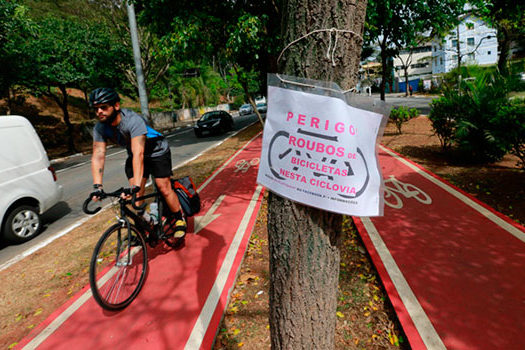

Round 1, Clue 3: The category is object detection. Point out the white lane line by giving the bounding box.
[22,290,93,350]
[361,217,446,350]
[4,123,259,273]
[198,132,261,193]
[379,145,525,243]
[0,203,113,272]
[184,185,263,350]
[16,126,261,346]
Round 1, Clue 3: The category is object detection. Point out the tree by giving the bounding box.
[474,0,525,75]
[365,0,466,100]
[268,1,367,348]
[19,16,125,152]
[0,0,34,113]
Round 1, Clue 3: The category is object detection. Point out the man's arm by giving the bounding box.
[91,141,107,185]
[130,135,146,188]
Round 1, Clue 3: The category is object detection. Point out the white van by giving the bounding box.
[0,115,63,243]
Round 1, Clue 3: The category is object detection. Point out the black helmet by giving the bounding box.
[89,87,120,107]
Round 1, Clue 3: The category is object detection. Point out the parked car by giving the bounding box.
[0,115,63,243]
[239,103,253,116]
[194,110,234,137]
[256,102,267,114]
[254,96,266,105]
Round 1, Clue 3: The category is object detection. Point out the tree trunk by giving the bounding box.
[270,0,367,348]
[57,85,77,153]
[380,48,388,101]
[497,24,510,76]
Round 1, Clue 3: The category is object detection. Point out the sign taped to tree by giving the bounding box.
[257,74,389,216]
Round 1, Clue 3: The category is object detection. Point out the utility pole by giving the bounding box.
[126,2,150,120]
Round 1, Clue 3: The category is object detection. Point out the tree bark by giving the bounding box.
[497,24,510,75]
[269,1,367,348]
[55,84,77,153]
[380,45,388,101]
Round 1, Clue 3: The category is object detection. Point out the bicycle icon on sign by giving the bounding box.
[267,128,370,198]
[383,175,432,209]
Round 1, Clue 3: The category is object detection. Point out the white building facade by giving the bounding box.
[393,45,433,92]
[432,14,498,74]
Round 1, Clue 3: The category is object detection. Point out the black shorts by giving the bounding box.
[125,150,172,179]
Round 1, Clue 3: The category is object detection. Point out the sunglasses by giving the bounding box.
[93,104,112,111]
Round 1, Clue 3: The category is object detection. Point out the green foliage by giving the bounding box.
[18,16,127,91]
[389,106,413,134]
[365,0,466,99]
[429,92,467,150]
[430,71,524,163]
[493,98,525,168]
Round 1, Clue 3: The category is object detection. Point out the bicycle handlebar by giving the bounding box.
[82,188,146,215]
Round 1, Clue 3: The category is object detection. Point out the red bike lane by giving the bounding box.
[17,134,264,350]
[354,145,525,350]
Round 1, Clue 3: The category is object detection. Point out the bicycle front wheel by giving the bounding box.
[89,223,148,310]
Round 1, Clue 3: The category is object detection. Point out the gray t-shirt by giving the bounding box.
[93,108,169,157]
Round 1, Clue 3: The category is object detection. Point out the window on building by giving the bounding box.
[452,39,458,47]
[467,37,475,46]
[488,51,492,55]
[440,57,443,65]
[468,53,475,60]
[452,55,458,61]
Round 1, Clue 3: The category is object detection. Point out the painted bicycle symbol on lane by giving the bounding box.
[383,175,432,209]
[235,158,260,173]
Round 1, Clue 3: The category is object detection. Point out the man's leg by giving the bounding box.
[155,177,181,212]
[155,177,186,238]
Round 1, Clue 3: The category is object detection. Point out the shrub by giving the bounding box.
[389,106,411,134]
[409,108,419,118]
[429,93,463,150]
[429,71,518,162]
[493,98,525,168]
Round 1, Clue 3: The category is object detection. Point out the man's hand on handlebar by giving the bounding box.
[90,184,105,202]
[121,185,141,200]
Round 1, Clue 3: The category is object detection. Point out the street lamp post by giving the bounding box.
[126,2,150,120]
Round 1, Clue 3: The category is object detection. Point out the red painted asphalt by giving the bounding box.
[17,134,264,350]
[17,134,525,349]
[355,145,525,350]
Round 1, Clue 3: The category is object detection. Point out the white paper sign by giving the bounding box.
[257,85,385,216]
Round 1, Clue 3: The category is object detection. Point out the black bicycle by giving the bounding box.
[82,186,184,310]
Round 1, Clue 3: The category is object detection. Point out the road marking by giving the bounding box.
[361,217,446,350]
[379,145,525,243]
[22,290,93,350]
[2,123,259,273]
[184,185,263,349]
[194,195,225,234]
[15,131,262,347]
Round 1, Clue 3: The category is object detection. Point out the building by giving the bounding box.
[393,44,433,93]
[432,14,498,74]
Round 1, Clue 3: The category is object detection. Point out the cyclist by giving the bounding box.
[89,87,186,239]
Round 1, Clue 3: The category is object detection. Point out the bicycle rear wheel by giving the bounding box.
[89,223,148,310]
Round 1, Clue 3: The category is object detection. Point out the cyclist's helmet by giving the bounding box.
[89,87,120,107]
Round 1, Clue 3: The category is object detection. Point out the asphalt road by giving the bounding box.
[0,112,261,269]
[381,94,435,115]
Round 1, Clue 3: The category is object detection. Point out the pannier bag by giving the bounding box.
[171,176,201,217]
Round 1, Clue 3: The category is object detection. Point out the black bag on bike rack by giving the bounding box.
[171,176,201,217]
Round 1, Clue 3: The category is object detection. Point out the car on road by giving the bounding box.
[0,115,63,243]
[256,102,267,114]
[193,110,234,137]
[254,96,266,105]
[239,103,253,116]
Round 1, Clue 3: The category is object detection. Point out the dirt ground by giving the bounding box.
[0,109,523,349]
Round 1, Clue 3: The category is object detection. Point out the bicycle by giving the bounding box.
[82,185,185,310]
